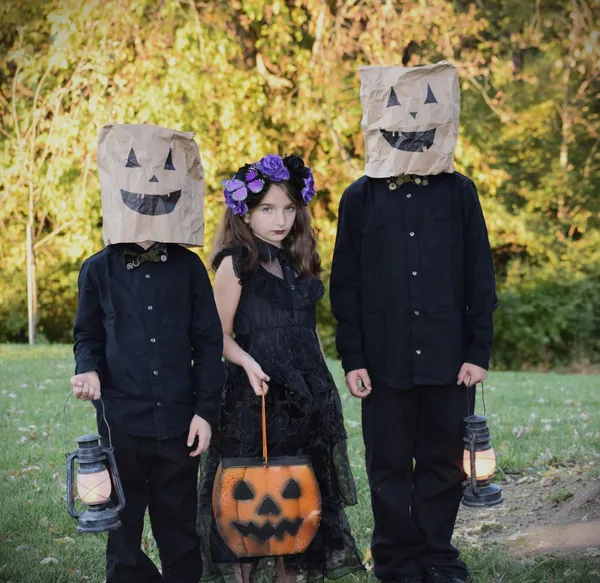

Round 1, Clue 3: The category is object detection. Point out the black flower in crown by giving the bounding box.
[283,154,308,178]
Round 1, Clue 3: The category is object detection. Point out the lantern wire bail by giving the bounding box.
[63,391,113,457]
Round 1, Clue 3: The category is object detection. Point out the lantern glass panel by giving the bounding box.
[463,447,496,480]
[77,468,112,504]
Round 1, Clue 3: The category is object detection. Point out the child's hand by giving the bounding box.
[243,357,270,396]
[70,371,101,401]
[187,415,211,457]
[457,362,488,387]
[345,368,372,399]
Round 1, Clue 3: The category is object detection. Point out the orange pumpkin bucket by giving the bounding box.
[212,394,322,558]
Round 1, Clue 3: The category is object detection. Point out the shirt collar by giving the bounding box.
[109,242,164,253]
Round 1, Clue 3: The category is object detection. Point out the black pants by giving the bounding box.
[361,383,474,580]
[99,422,202,583]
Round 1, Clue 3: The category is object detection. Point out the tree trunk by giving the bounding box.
[26,215,37,345]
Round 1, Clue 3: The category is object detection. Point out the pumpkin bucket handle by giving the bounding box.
[261,393,268,465]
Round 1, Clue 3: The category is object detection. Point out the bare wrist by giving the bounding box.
[240,354,255,369]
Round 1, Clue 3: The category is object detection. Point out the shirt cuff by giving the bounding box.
[464,345,490,371]
[340,351,368,376]
[75,360,103,377]
[195,404,218,428]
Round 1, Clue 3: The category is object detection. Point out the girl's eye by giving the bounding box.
[285,206,295,212]
[262,207,272,213]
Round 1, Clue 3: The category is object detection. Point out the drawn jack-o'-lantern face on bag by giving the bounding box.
[97,123,205,246]
[119,145,182,216]
[213,457,321,558]
[359,61,460,177]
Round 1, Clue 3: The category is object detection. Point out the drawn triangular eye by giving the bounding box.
[164,148,175,171]
[387,87,401,108]
[125,148,141,168]
[425,84,437,104]
[282,479,301,499]
[233,480,255,501]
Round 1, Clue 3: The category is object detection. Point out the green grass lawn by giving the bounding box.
[1,345,599,582]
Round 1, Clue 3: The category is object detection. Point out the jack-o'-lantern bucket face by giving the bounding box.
[213,456,321,558]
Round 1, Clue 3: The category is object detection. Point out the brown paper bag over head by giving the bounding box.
[98,123,205,246]
[359,61,460,177]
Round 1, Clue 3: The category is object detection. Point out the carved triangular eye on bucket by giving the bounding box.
[387,87,401,107]
[233,480,255,501]
[282,478,301,499]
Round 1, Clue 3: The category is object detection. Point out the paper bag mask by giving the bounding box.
[98,123,205,246]
[359,61,460,177]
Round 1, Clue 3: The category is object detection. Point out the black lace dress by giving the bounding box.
[198,242,363,583]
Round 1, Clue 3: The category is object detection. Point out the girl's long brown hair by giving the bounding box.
[211,181,322,279]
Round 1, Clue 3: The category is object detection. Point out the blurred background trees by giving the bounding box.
[1,0,599,369]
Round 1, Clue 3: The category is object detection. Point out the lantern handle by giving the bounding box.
[468,432,479,496]
[63,391,113,456]
[261,393,268,465]
[104,446,126,513]
[481,381,487,417]
[465,381,487,418]
[65,450,83,519]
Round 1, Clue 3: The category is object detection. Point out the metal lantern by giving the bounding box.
[66,434,126,533]
[462,414,503,508]
[64,395,126,533]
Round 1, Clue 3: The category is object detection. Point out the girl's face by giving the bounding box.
[244,184,297,247]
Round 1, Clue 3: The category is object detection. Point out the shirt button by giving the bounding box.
[153,370,159,376]
[290,285,295,290]
[409,232,415,237]
[150,337,156,343]
[416,350,421,355]
[145,274,150,279]
[285,266,291,271]
[412,271,418,276]
[406,193,412,198]
[156,402,162,407]
[148,305,153,310]
[414,310,420,316]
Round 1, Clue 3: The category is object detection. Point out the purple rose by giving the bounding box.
[301,170,315,204]
[256,154,290,182]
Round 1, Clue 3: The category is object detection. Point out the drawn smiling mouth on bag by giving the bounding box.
[233,519,303,542]
[379,128,437,153]
[120,189,182,216]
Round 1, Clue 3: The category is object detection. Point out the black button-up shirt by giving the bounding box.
[73,243,224,438]
[330,172,497,388]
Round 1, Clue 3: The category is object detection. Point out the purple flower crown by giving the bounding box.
[222,154,316,215]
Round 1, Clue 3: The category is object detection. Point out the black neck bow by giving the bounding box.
[123,243,168,270]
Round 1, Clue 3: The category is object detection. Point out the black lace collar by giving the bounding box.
[255,237,295,286]
[255,237,288,264]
